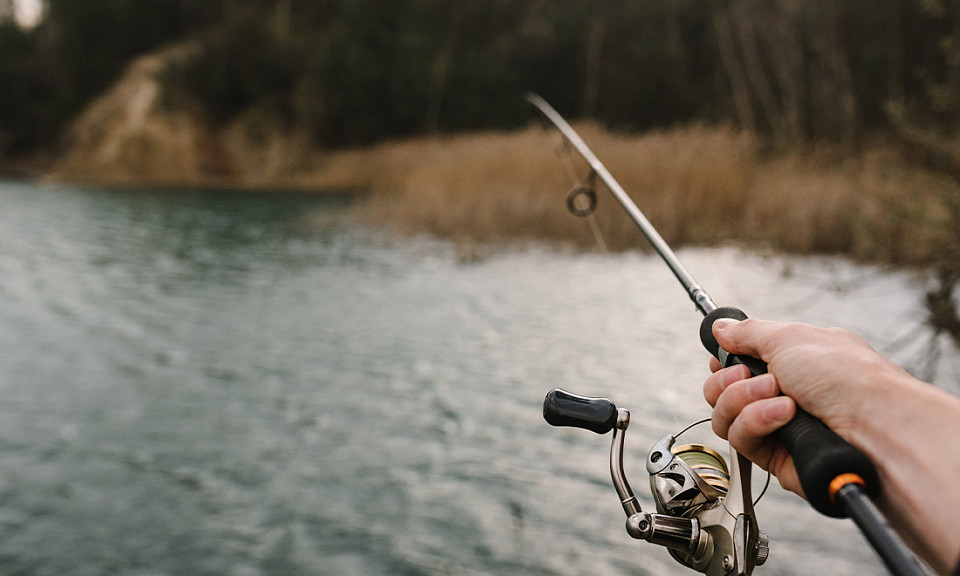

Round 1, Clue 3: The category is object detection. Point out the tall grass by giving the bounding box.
[299,124,957,264]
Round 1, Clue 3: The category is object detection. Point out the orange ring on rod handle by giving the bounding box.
[829,473,866,506]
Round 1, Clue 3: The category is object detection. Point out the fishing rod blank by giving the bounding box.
[525,93,718,318]
[528,93,931,576]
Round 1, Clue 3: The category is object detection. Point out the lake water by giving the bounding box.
[0,179,955,576]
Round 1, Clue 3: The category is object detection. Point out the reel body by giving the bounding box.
[544,389,768,575]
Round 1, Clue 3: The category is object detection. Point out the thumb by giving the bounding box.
[712,317,770,360]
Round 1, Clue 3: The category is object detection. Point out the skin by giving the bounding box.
[702,318,960,576]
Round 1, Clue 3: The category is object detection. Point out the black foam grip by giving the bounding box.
[700,307,748,357]
[775,408,879,517]
[543,389,618,435]
[699,308,879,517]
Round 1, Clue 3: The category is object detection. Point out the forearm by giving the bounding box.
[850,372,960,575]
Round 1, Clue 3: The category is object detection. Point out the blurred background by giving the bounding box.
[2,0,960,154]
[1,2,960,576]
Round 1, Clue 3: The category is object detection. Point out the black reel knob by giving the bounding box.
[543,389,618,434]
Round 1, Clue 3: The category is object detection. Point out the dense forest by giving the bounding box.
[1,0,960,156]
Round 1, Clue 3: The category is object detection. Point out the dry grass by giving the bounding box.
[740,140,956,262]
[42,45,956,265]
[297,124,957,264]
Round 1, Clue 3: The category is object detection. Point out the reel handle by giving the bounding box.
[543,389,618,434]
[699,307,879,518]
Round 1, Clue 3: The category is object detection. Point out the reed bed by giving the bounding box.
[299,124,957,264]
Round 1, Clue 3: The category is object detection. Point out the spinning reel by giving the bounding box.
[544,389,769,576]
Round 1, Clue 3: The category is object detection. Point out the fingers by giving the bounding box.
[710,373,788,438]
[708,356,722,373]
[703,363,750,407]
[724,398,793,459]
[707,372,802,495]
[726,397,802,496]
[703,317,827,500]
[725,394,796,441]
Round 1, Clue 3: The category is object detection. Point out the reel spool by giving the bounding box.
[675,444,730,493]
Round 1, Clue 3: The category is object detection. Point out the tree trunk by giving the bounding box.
[764,0,805,142]
[583,18,605,118]
[823,3,858,146]
[948,0,960,122]
[733,2,784,141]
[712,3,756,132]
[424,31,455,135]
[885,1,905,109]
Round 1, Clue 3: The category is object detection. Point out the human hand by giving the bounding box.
[701,318,910,497]
[703,318,960,574]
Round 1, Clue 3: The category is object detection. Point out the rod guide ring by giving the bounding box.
[566,185,597,217]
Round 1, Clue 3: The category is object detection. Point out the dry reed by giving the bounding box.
[298,124,957,264]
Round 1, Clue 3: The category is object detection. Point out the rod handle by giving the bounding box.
[699,307,879,518]
[543,389,618,434]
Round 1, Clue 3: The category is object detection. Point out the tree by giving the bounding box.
[0,0,230,156]
[0,0,13,22]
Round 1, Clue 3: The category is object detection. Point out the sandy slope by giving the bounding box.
[48,42,316,189]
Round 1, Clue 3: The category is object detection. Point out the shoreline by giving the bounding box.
[5,124,957,267]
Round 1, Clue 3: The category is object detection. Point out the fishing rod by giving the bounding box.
[528,93,930,576]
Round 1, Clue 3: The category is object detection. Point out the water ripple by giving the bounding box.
[0,180,952,575]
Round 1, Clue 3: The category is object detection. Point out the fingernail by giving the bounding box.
[713,318,739,331]
[763,397,794,425]
[748,374,777,398]
[716,364,748,390]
